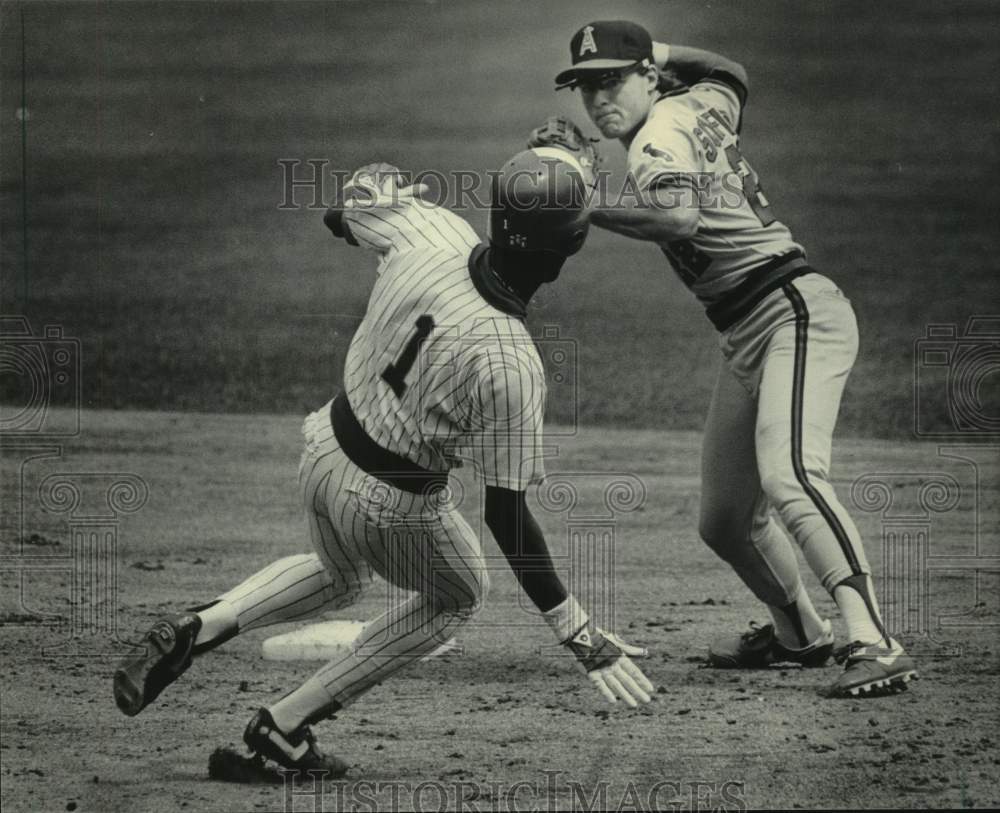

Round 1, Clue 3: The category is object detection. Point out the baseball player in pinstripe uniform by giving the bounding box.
[113,150,653,779]
[543,20,916,698]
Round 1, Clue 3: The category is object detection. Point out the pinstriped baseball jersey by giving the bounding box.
[627,80,804,303]
[342,188,480,272]
[339,192,547,491]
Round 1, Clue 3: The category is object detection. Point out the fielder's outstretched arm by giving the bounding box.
[589,189,700,242]
[484,486,655,708]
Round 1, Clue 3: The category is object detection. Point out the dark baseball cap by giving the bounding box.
[554,21,653,88]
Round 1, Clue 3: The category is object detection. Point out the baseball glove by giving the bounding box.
[527,116,600,186]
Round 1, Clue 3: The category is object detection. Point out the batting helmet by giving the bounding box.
[488,148,591,258]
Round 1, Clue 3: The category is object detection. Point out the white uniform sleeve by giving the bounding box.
[341,195,479,260]
[464,345,546,490]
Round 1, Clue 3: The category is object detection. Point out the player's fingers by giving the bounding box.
[397,182,430,200]
[350,165,404,200]
[355,162,400,181]
[618,640,649,659]
[343,180,375,205]
[603,671,638,708]
[621,657,655,694]
[589,672,618,706]
[614,662,652,705]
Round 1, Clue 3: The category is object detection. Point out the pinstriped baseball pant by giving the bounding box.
[294,404,488,707]
[699,272,870,603]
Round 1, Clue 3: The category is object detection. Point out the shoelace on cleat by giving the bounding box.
[833,641,869,664]
[741,622,774,645]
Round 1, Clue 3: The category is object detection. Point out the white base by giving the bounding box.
[261,620,459,662]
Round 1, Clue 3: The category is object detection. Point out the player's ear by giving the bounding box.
[643,64,660,94]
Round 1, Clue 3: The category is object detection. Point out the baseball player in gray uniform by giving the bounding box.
[541,20,915,698]
[113,149,653,779]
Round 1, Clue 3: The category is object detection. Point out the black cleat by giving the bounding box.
[114,613,201,716]
[708,620,835,669]
[208,747,285,785]
[242,707,348,779]
[825,639,917,698]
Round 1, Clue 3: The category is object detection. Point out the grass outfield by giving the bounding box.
[1,1,998,437]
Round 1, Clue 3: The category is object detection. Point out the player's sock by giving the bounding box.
[767,586,828,648]
[193,599,239,650]
[833,574,889,645]
[215,553,337,632]
[268,677,341,734]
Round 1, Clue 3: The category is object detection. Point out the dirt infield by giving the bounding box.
[1,409,997,810]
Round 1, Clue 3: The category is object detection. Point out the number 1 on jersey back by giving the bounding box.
[382,315,435,398]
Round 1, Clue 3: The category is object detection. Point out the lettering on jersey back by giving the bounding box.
[692,109,775,227]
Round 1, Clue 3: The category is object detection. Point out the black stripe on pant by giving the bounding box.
[783,282,863,576]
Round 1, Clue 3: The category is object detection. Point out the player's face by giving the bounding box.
[578,66,658,140]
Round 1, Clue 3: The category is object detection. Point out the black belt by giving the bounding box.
[330,392,448,495]
[706,251,813,331]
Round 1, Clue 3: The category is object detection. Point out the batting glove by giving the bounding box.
[543,595,654,708]
[564,624,655,708]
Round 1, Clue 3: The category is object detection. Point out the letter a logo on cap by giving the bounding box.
[579,25,598,56]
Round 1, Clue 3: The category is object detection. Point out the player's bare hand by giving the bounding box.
[563,624,655,708]
[346,162,429,204]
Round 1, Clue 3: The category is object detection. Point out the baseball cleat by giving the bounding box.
[825,639,917,698]
[208,747,285,785]
[241,707,348,779]
[114,613,202,716]
[707,620,835,669]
